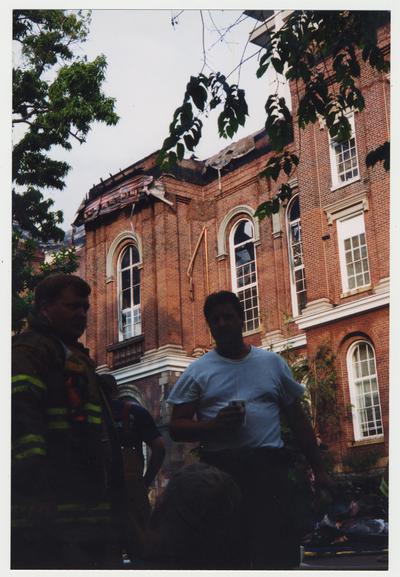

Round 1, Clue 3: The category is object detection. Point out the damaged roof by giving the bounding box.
[74,128,273,227]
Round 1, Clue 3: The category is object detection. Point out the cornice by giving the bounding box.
[296,291,389,330]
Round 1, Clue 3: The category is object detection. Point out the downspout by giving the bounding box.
[313,124,331,301]
[187,225,207,301]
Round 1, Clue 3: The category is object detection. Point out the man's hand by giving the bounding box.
[214,404,245,430]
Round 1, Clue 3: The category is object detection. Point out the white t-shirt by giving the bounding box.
[167,346,305,452]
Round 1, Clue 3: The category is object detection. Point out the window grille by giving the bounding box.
[230,219,260,333]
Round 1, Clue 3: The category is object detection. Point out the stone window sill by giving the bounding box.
[348,436,384,448]
[331,176,361,192]
[340,284,372,299]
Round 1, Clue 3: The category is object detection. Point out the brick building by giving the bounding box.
[73,12,389,491]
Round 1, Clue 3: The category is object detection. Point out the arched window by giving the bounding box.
[347,341,383,440]
[287,195,307,316]
[118,244,142,340]
[230,218,260,333]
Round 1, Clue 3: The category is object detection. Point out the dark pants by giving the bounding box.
[11,529,124,569]
[200,447,301,570]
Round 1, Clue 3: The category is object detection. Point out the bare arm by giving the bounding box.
[169,401,244,443]
[143,436,166,489]
[283,399,334,490]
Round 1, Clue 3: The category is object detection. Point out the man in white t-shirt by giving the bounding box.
[167,290,333,570]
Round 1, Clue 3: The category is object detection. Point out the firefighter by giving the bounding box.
[11,273,131,569]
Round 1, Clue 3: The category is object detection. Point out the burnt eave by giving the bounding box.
[87,128,275,200]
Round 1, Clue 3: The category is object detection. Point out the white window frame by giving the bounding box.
[347,340,384,441]
[229,218,260,334]
[286,195,307,317]
[337,212,371,294]
[117,244,142,341]
[329,112,360,190]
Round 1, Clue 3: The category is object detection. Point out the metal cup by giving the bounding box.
[228,400,246,425]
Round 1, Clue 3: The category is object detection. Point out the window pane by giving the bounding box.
[131,245,140,265]
[289,197,300,221]
[121,247,131,269]
[235,242,254,266]
[133,285,140,305]
[122,288,131,309]
[132,267,141,286]
[351,342,383,439]
[234,220,253,245]
[121,269,131,290]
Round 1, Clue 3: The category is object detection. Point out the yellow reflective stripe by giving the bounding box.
[14,447,46,460]
[87,416,102,425]
[12,385,31,395]
[12,374,46,391]
[380,477,388,497]
[11,519,32,528]
[48,421,70,430]
[84,402,102,413]
[13,434,45,449]
[46,407,68,415]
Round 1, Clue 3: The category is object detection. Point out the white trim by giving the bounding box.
[296,291,389,330]
[325,189,369,225]
[229,218,261,333]
[272,209,282,237]
[117,244,142,341]
[261,333,307,353]
[105,230,143,281]
[286,194,306,317]
[337,212,370,294]
[346,340,384,441]
[328,111,360,190]
[111,354,192,384]
[330,176,361,192]
[217,205,260,258]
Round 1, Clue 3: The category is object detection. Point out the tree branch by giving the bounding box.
[200,10,207,74]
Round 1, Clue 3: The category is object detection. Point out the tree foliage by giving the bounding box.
[158,10,390,218]
[282,343,341,438]
[12,10,119,331]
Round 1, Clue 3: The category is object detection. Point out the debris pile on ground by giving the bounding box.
[303,477,388,553]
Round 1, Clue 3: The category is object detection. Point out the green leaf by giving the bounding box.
[271,57,284,74]
[366,141,390,171]
[176,142,185,161]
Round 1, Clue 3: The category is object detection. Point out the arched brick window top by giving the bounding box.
[106,230,142,282]
[217,205,260,259]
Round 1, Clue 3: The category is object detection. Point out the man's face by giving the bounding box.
[206,302,244,349]
[41,285,90,343]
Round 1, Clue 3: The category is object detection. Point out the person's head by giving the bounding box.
[34,273,91,343]
[149,462,242,569]
[98,373,118,401]
[203,291,244,351]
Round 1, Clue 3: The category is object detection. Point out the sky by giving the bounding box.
[13,9,291,231]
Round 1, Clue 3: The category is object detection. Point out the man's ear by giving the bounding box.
[38,300,50,319]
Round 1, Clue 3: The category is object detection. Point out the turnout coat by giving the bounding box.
[11,314,125,545]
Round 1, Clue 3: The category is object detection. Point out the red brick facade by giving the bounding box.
[75,18,389,487]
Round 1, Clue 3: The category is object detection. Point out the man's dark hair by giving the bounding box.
[98,373,118,401]
[203,291,244,321]
[34,273,91,312]
[149,462,242,569]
